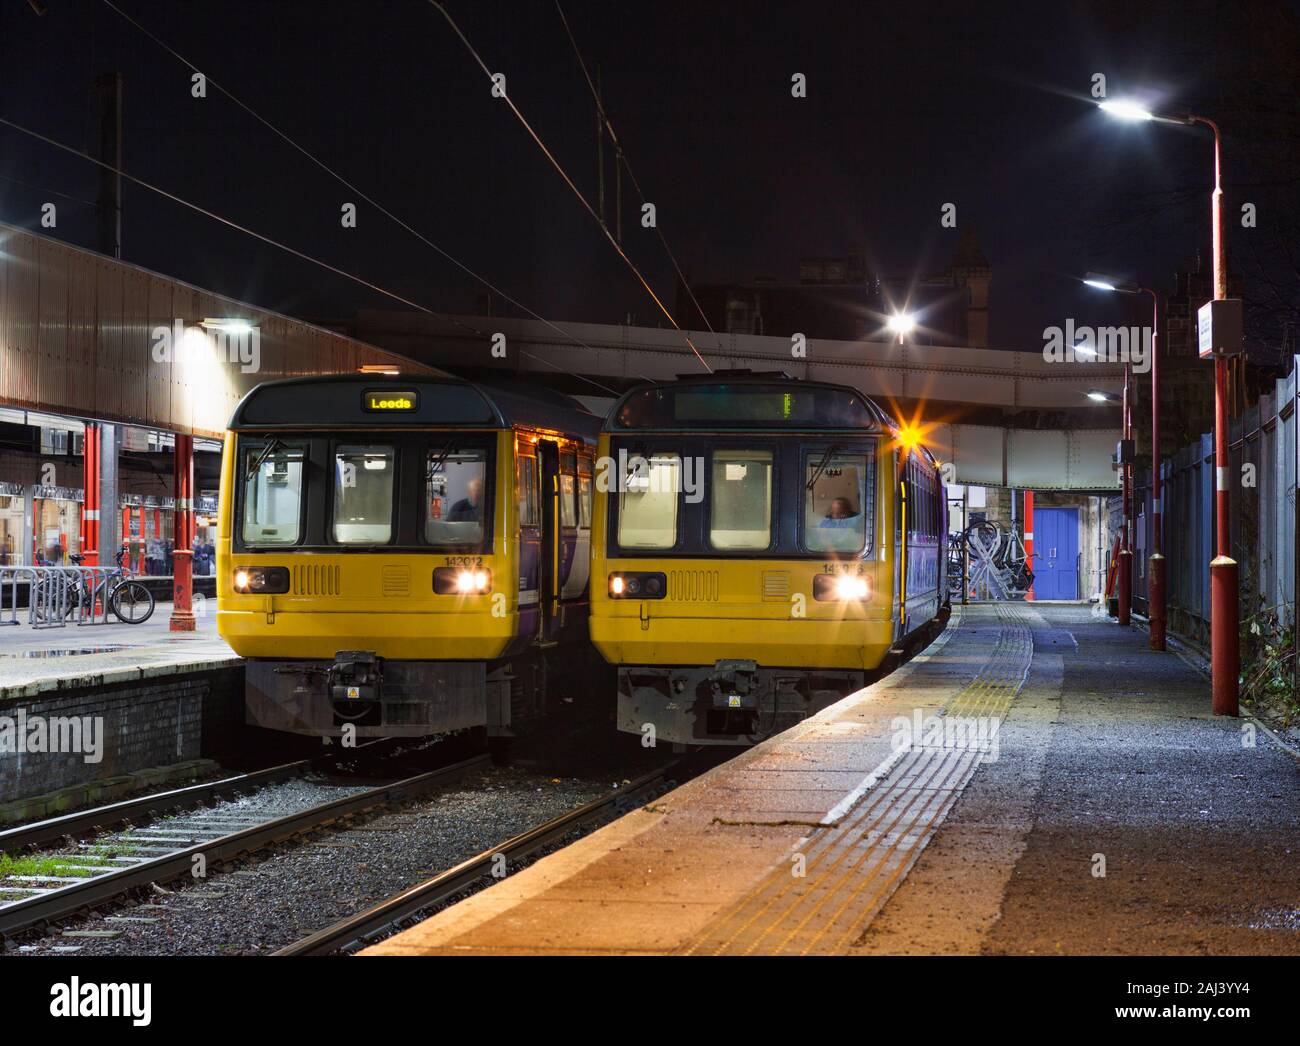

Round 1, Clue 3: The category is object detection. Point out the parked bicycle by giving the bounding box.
[33,547,155,625]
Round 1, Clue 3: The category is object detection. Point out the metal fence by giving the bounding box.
[0,566,119,628]
[1133,357,1298,650]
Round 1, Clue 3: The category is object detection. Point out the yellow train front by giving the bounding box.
[216,374,600,739]
[590,373,948,746]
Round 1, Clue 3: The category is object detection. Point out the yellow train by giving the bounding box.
[216,374,602,740]
[589,372,948,746]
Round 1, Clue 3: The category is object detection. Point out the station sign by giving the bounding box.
[1197,299,1243,359]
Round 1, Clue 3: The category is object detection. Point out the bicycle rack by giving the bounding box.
[0,565,124,628]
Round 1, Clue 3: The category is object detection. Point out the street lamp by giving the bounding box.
[1084,272,1165,649]
[886,312,916,344]
[1097,98,1236,713]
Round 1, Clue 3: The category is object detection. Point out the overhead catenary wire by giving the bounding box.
[426,0,712,374]
[553,0,718,341]
[0,115,626,400]
[96,0,627,398]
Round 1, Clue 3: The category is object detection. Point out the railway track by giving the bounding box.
[0,753,490,941]
[275,760,682,955]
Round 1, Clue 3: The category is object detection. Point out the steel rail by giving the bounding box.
[0,754,491,939]
[0,737,406,856]
[274,762,681,956]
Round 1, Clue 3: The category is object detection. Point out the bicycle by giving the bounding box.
[63,547,156,624]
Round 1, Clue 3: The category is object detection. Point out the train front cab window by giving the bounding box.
[332,444,395,544]
[804,450,873,554]
[240,440,306,546]
[425,446,489,547]
[710,449,773,550]
[616,453,680,549]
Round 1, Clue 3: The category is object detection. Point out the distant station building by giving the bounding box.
[675,230,992,348]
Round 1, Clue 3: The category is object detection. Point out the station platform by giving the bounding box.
[0,608,235,702]
[364,603,1300,956]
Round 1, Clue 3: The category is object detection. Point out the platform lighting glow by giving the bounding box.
[835,575,869,600]
[1086,390,1112,402]
[1073,339,1097,358]
[886,312,917,335]
[1083,278,1116,292]
[200,317,253,334]
[1098,100,1154,122]
[896,422,924,451]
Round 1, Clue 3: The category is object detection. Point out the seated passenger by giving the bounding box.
[446,477,484,522]
[819,497,859,529]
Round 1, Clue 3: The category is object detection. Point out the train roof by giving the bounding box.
[603,372,896,434]
[228,373,601,440]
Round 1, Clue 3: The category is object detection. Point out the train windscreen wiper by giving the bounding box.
[247,436,288,481]
[806,443,841,490]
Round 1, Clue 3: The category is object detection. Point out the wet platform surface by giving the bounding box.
[0,609,236,700]
[363,603,1300,956]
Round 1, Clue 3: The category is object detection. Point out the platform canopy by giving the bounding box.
[0,223,442,438]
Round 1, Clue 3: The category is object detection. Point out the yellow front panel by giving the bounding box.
[216,430,520,661]
[589,426,900,670]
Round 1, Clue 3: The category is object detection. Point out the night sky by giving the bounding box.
[2,0,1297,353]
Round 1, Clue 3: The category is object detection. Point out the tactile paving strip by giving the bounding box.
[681,603,1034,955]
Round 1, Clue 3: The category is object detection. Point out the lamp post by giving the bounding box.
[1083,274,1164,646]
[1097,99,1236,712]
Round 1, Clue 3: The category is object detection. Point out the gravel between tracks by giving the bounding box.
[10,766,617,956]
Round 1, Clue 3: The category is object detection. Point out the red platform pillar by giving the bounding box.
[1023,491,1035,600]
[81,424,100,566]
[170,433,196,632]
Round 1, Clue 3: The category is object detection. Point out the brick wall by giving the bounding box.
[0,666,243,803]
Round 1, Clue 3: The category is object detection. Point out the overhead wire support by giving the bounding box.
[427,0,712,373]
[554,0,715,339]
[96,0,626,397]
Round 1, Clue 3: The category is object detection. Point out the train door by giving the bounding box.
[1035,507,1079,599]
[537,440,561,643]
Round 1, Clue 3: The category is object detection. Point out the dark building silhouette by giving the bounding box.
[677,230,992,347]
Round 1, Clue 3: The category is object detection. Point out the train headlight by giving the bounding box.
[813,573,871,601]
[608,572,666,599]
[232,566,289,594]
[434,567,492,594]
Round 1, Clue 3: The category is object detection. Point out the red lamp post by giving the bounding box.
[1096,100,1237,712]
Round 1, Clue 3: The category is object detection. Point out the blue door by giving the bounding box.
[1033,507,1079,599]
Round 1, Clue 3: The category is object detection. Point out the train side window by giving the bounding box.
[425,447,488,547]
[805,451,872,554]
[560,451,577,527]
[617,453,680,549]
[241,440,306,546]
[578,470,593,528]
[517,454,539,527]
[332,445,395,544]
[709,450,773,550]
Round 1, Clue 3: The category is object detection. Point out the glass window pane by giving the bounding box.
[578,473,593,528]
[710,450,772,550]
[333,445,394,544]
[426,447,488,547]
[560,472,577,527]
[805,452,871,553]
[517,455,539,527]
[241,442,305,546]
[617,453,679,549]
